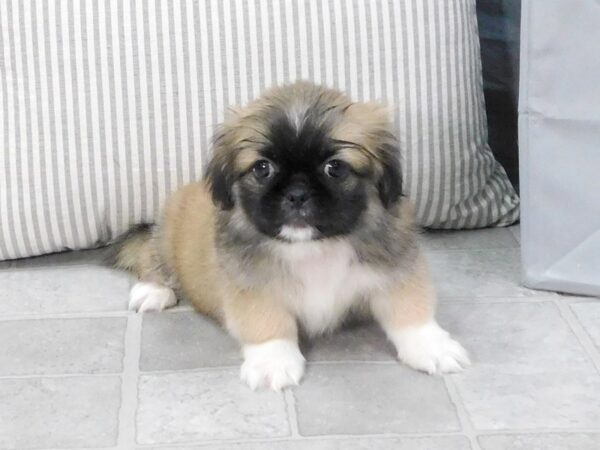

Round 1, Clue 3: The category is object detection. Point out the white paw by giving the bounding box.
[390,320,470,375]
[241,339,305,391]
[129,281,177,312]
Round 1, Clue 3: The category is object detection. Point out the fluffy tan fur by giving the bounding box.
[116,181,433,338]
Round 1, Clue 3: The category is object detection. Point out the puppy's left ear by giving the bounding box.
[376,141,403,209]
[342,101,403,208]
[204,128,236,210]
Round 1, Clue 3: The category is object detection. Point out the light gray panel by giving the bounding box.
[519,0,600,296]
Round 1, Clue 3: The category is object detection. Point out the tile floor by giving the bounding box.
[1,226,600,450]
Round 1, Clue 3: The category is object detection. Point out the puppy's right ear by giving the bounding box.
[205,129,236,210]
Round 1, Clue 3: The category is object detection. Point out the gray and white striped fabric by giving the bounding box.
[0,0,519,260]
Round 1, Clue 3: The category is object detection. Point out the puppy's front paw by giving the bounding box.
[390,320,470,375]
[129,281,177,312]
[241,339,305,391]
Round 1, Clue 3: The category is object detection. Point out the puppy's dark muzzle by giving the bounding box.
[284,186,309,208]
[281,184,315,223]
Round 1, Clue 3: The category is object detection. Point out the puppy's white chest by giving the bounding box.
[280,241,382,335]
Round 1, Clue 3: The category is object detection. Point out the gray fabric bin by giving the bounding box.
[519,0,600,296]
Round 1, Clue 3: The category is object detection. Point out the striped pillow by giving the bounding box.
[0,0,519,261]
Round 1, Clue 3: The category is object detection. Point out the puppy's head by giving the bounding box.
[205,81,402,242]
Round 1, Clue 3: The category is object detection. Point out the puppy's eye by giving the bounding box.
[324,160,350,179]
[252,159,274,179]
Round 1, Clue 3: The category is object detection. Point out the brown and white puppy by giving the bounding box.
[115,81,469,390]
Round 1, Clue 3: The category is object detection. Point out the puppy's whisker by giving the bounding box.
[330,139,367,151]
[236,125,271,141]
[321,104,341,114]
[238,138,269,146]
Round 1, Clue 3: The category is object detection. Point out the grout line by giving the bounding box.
[554,295,600,303]
[0,306,196,322]
[443,376,482,450]
[437,296,559,304]
[40,447,118,450]
[40,447,117,450]
[284,389,301,437]
[473,428,600,435]
[556,301,600,376]
[138,360,410,375]
[131,427,600,448]
[423,246,520,252]
[117,313,143,449]
[133,431,472,448]
[423,247,520,254]
[0,359,480,381]
[287,359,397,366]
[0,372,122,380]
[508,225,520,244]
[0,314,130,324]
[0,296,575,322]
[0,311,131,321]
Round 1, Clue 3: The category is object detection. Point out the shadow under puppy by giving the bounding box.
[115,81,469,390]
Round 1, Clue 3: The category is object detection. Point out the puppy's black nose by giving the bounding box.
[285,187,309,207]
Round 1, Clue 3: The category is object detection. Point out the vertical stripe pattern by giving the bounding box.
[0,0,519,260]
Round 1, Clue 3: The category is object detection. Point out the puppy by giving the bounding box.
[115,81,469,390]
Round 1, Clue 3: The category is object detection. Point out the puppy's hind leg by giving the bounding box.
[113,225,178,313]
[128,280,177,313]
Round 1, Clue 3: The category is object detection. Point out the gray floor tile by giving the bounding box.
[0,318,126,376]
[422,228,518,251]
[137,370,290,444]
[443,302,600,430]
[428,248,547,298]
[140,312,240,371]
[0,376,120,449]
[7,229,597,449]
[294,363,460,436]
[571,302,600,349]
[146,436,472,450]
[0,265,130,315]
[479,433,600,450]
[303,322,395,362]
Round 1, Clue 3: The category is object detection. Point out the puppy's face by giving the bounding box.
[206,82,402,242]
[236,115,369,241]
